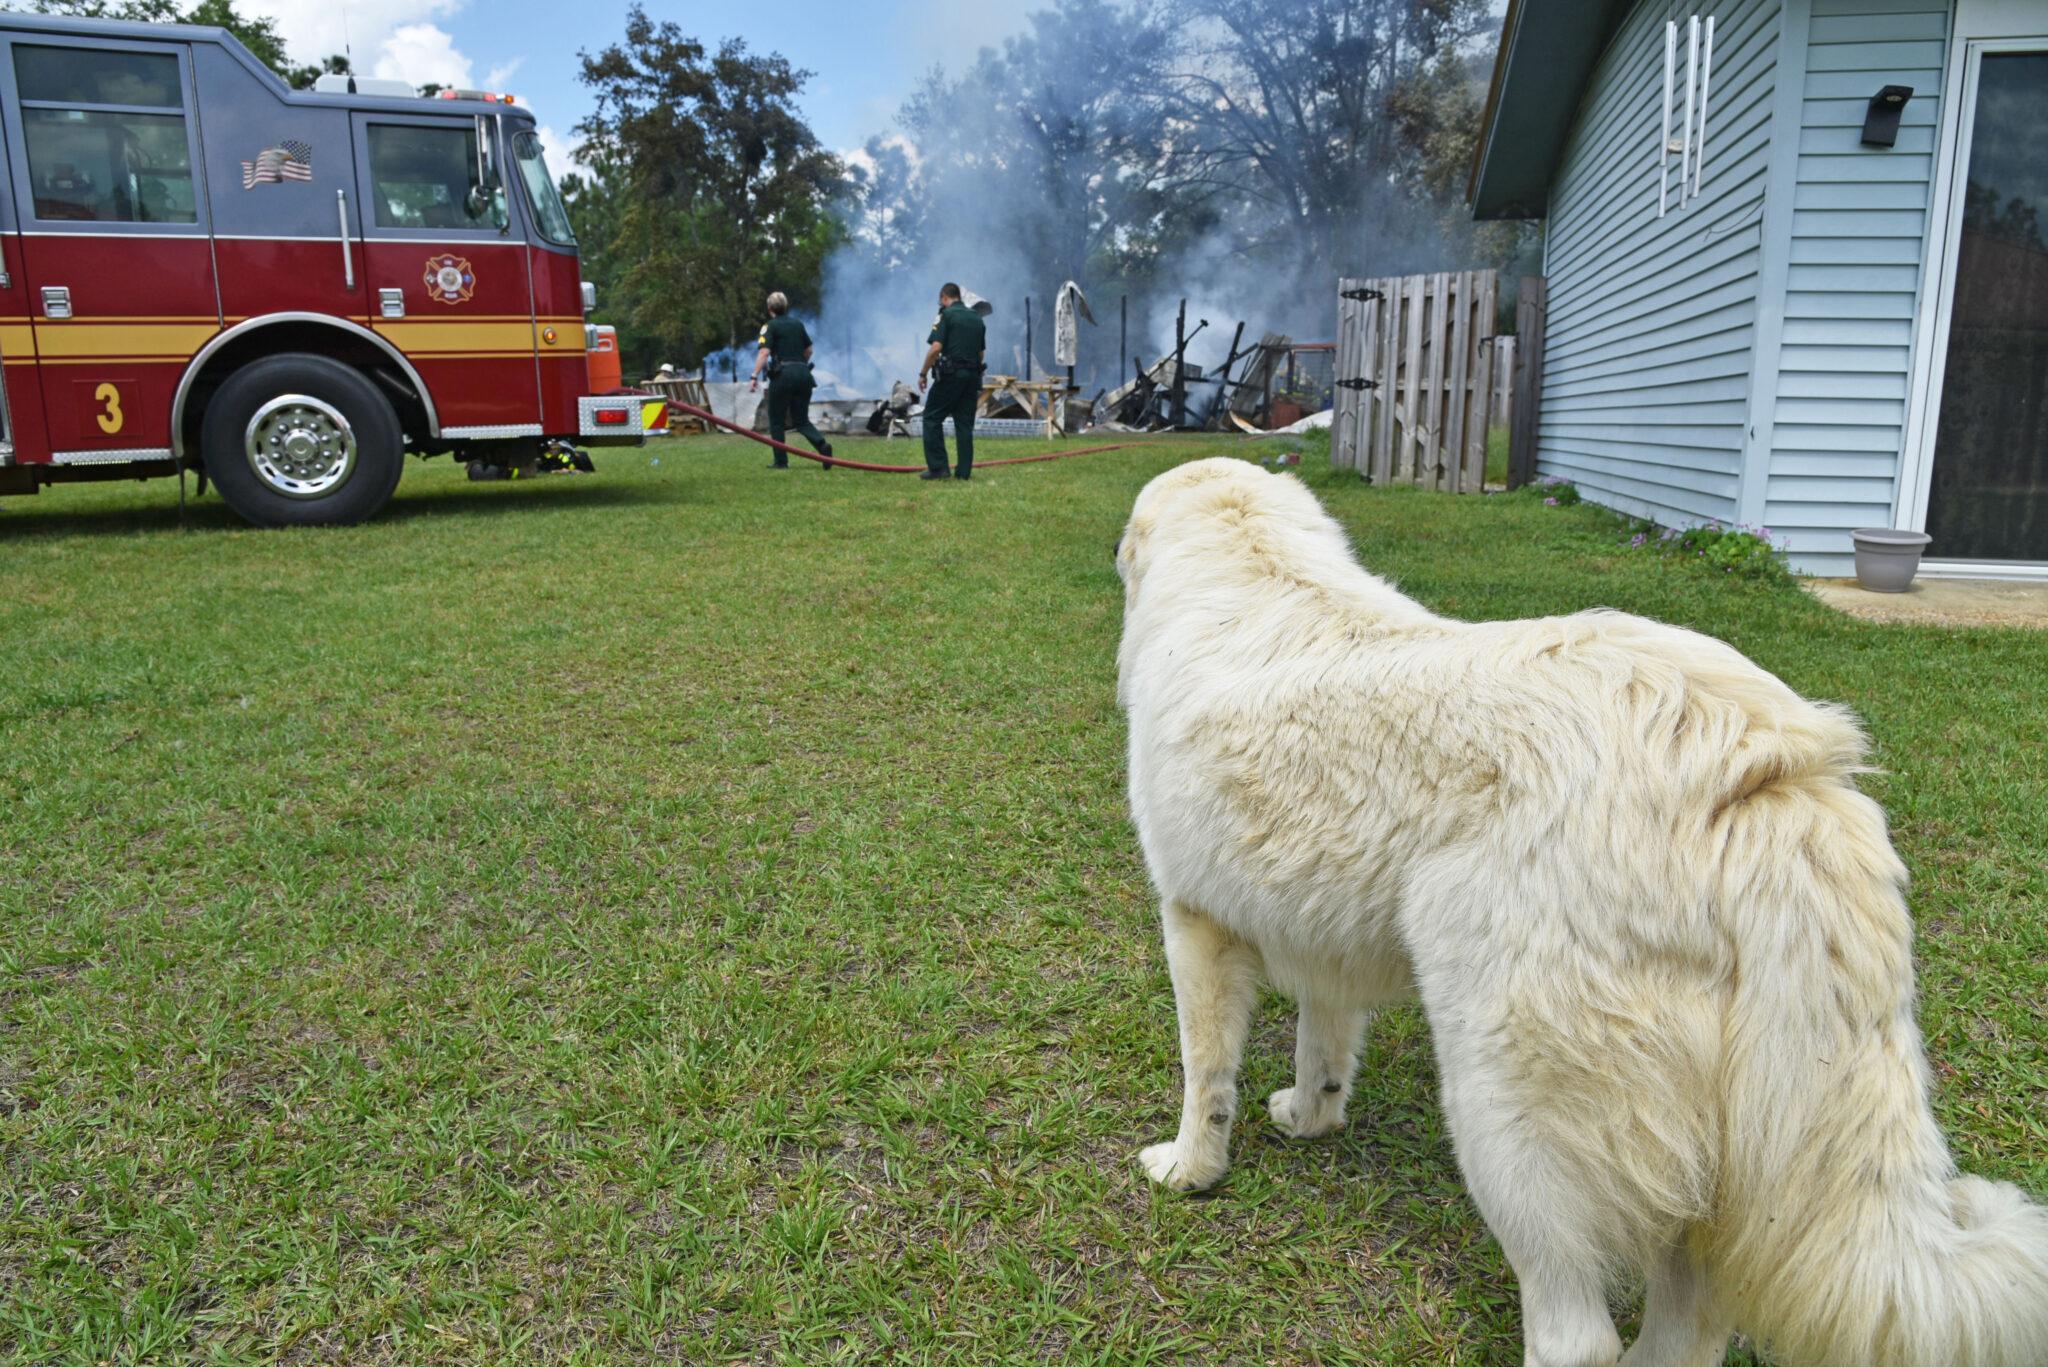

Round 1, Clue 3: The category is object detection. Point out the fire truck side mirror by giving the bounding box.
[581,283,597,315]
[470,114,504,234]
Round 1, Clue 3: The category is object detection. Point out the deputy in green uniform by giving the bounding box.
[918,282,987,480]
[748,292,833,469]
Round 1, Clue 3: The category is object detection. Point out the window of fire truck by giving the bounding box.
[366,124,507,233]
[13,45,196,225]
[511,129,574,248]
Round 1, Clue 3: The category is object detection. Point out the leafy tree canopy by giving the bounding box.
[571,6,846,370]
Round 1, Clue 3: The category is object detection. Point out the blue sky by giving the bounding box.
[248,0,1038,171]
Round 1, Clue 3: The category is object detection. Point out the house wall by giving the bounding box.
[1757,0,1950,572]
[1537,0,1785,528]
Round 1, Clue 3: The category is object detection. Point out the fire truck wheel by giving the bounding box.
[201,355,405,527]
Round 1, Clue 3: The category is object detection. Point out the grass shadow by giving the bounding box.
[0,472,688,540]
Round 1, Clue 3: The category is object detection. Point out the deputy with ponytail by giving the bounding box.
[749,292,833,469]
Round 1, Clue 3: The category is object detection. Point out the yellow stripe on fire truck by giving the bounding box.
[372,320,561,353]
[26,322,221,359]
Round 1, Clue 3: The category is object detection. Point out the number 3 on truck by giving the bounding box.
[95,383,123,436]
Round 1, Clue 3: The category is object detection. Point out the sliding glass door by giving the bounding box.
[1921,46,2048,564]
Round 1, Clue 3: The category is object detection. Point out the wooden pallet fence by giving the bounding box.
[1333,270,1499,492]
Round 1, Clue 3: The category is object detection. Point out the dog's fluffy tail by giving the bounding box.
[1710,724,2048,1367]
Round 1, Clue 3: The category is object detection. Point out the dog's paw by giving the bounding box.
[1138,1141,1223,1191]
[1267,1086,1344,1140]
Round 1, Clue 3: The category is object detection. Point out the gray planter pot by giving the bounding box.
[1851,528,1933,593]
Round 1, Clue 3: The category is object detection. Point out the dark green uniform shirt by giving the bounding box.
[758,316,811,365]
[926,302,986,365]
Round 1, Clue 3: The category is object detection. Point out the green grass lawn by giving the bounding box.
[2,437,2043,1364]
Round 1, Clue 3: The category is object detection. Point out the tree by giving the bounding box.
[183,0,290,76]
[828,0,1528,374]
[899,0,1177,293]
[1156,0,1495,285]
[561,157,673,379]
[575,7,847,367]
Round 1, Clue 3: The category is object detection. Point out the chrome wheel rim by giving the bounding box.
[245,394,356,499]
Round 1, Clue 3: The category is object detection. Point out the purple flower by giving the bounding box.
[1544,497,1558,506]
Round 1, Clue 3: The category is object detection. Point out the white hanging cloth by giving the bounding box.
[1054,280,1095,367]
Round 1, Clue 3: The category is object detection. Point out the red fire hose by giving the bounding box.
[667,401,1141,473]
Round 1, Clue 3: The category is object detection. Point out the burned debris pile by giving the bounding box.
[1092,327,1333,435]
[652,291,1336,441]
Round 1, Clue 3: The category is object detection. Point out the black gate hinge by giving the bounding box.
[1336,377,1378,391]
[1340,287,1384,302]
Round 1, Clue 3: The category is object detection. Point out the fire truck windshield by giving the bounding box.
[511,129,575,248]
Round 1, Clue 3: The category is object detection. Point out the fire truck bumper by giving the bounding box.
[575,395,669,445]
[577,396,647,446]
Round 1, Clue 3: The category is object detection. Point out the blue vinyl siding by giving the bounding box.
[1761,0,1948,572]
[1538,0,1783,526]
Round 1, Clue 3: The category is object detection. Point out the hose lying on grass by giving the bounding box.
[666,402,1141,473]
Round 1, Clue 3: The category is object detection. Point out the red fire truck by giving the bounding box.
[0,13,651,526]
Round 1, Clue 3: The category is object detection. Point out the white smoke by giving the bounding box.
[789,1,1506,403]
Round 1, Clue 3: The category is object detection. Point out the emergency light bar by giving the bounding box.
[434,89,522,105]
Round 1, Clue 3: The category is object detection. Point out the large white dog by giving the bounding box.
[1116,458,2048,1367]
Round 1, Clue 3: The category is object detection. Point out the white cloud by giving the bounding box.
[370,23,477,89]
[247,0,530,99]
[840,131,922,181]
[840,144,876,179]
[248,0,463,69]
[529,124,589,183]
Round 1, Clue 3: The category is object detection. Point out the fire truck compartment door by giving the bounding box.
[0,68,28,458]
[1,34,219,461]
[349,111,540,435]
[192,38,366,329]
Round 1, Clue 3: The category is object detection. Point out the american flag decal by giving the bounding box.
[241,139,313,189]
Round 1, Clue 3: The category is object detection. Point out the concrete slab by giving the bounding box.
[1803,576,2048,629]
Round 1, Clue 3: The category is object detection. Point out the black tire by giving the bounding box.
[200,353,404,528]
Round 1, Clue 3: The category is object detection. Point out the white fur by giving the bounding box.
[1117,458,2048,1367]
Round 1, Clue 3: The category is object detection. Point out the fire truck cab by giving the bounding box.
[0,13,646,526]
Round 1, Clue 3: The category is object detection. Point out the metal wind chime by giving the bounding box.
[1660,13,1716,216]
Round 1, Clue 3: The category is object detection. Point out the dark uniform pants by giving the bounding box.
[922,370,979,476]
[767,364,828,463]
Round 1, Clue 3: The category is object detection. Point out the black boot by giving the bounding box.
[817,439,833,468]
[919,469,949,480]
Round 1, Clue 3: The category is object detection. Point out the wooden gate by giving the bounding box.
[1507,276,1547,490]
[1333,270,1499,492]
